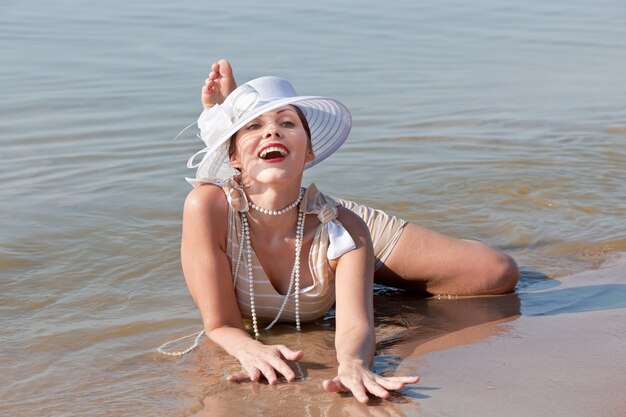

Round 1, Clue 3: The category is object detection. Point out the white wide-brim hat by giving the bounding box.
[186,76,352,183]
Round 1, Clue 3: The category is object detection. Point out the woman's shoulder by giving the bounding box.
[182,184,230,250]
[183,183,228,219]
[336,205,369,235]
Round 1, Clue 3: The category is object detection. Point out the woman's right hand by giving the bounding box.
[227,340,304,384]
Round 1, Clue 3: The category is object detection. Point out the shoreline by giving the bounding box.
[390,252,626,417]
[188,253,626,417]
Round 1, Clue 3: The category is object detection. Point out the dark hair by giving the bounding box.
[228,105,312,158]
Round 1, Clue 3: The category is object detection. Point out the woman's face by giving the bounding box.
[230,105,314,185]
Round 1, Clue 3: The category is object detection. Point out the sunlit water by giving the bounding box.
[1,0,625,415]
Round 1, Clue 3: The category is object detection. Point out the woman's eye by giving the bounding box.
[281,121,295,128]
[246,123,261,130]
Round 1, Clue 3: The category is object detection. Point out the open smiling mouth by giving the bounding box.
[258,146,289,160]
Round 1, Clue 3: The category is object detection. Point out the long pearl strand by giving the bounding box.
[237,193,305,338]
[232,191,303,289]
[157,192,305,356]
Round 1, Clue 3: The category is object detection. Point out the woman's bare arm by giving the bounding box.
[323,208,419,402]
[181,185,302,383]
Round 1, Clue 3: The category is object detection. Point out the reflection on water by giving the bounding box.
[374,292,521,355]
[171,291,522,416]
[1,0,626,415]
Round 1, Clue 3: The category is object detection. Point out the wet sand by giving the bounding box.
[188,253,626,417]
[396,255,626,417]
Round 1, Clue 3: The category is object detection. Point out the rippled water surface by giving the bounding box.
[1,0,625,415]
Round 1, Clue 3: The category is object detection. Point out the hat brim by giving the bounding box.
[195,95,351,181]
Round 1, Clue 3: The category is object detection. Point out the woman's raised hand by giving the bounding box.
[322,360,420,403]
[201,59,237,109]
[227,340,304,385]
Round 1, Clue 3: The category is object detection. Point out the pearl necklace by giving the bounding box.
[248,192,303,216]
[234,191,305,338]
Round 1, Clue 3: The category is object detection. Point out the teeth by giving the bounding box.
[259,146,288,158]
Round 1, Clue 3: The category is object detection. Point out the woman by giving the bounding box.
[178,60,518,402]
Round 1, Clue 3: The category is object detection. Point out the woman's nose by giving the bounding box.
[263,123,281,138]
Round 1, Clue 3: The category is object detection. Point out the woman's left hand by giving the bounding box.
[322,360,419,403]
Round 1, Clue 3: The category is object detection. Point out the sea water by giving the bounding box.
[1,0,625,415]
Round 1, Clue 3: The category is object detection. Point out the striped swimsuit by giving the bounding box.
[219,178,407,323]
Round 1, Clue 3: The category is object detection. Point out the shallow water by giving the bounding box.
[1,0,625,415]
